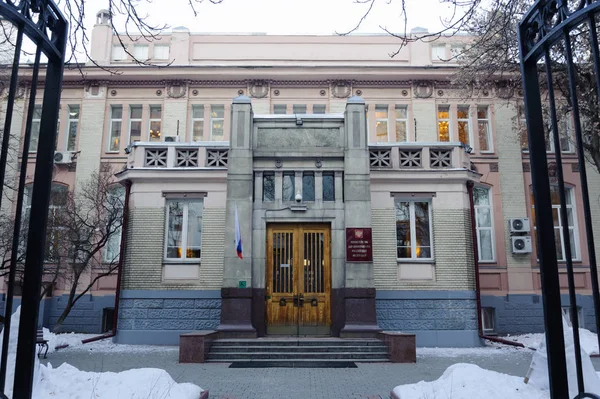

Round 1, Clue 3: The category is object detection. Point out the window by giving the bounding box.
[478,106,492,152]
[65,105,80,151]
[395,199,433,259]
[395,105,408,142]
[293,104,307,114]
[530,185,579,261]
[375,105,388,142]
[103,186,125,263]
[153,45,170,60]
[273,104,287,114]
[474,187,495,262]
[313,104,326,114]
[482,308,496,333]
[149,105,162,142]
[302,172,315,201]
[546,114,574,153]
[191,105,204,141]
[322,172,335,202]
[128,105,142,144]
[108,105,122,152]
[282,172,295,202]
[263,173,275,202]
[111,45,126,61]
[133,45,149,61]
[457,105,470,146]
[437,105,450,142]
[29,105,42,152]
[519,106,529,152]
[165,199,203,260]
[210,105,225,140]
[431,44,446,60]
[450,45,465,59]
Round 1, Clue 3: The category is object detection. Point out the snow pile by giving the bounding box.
[37,363,202,399]
[42,329,93,353]
[0,308,203,399]
[505,328,599,355]
[392,363,548,399]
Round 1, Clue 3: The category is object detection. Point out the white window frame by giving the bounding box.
[394,105,408,142]
[164,199,204,261]
[65,105,80,152]
[132,44,149,61]
[210,105,225,141]
[481,307,496,333]
[562,306,584,328]
[107,105,122,152]
[148,105,162,142]
[111,45,127,61]
[191,105,205,142]
[375,104,389,143]
[437,105,451,142]
[153,44,170,60]
[29,104,42,153]
[519,106,529,153]
[474,186,496,263]
[273,104,287,114]
[395,198,434,261]
[128,105,143,144]
[456,105,471,146]
[431,44,446,61]
[546,115,575,154]
[477,105,493,153]
[103,186,125,263]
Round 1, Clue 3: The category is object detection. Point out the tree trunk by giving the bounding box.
[52,270,81,333]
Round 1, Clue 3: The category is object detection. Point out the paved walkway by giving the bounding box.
[42,346,600,399]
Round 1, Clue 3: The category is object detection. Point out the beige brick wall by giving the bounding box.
[372,208,475,291]
[122,206,225,290]
[412,100,437,142]
[494,102,530,269]
[76,100,107,193]
[586,162,600,274]
[163,101,187,140]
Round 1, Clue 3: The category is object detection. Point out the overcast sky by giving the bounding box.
[84,0,454,35]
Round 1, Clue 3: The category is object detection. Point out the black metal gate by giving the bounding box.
[0,0,67,398]
[519,0,600,398]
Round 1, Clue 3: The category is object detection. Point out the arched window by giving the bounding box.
[530,185,579,261]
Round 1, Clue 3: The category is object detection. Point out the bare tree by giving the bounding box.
[46,169,125,331]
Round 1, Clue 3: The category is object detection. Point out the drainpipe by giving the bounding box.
[467,181,525,348]
[82,179,132,344]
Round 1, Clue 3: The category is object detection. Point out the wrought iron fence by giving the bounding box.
[0,0,67,398]
[519,0,600,398]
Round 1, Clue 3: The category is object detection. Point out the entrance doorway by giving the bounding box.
[266,224,331,335]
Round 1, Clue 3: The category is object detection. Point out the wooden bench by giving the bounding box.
[36,329,48,359]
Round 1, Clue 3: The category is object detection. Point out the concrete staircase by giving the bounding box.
[206,338,390,364]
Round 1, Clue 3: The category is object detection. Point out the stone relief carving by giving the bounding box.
[495,82,515,99]
[413,81,434,98]
[249,80,269,98]
[331,81,352,98]
[166,81,187,98]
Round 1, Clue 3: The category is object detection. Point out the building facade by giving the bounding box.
[3,10,600,346]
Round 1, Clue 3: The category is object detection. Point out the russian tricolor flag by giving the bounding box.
[234,202,243,259]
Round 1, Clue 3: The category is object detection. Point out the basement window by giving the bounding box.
[481,307,496,334]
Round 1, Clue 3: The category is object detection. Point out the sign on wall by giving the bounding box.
[346,228,373,262]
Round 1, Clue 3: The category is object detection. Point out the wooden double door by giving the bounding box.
[266,224,331,335]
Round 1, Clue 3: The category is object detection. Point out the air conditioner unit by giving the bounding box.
[53,151,74,164]
[509,218,531,233]
[511,236,532,254]
[164,135,180,142]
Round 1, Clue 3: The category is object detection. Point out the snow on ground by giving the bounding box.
[504,329,599,355]
[0,308,202,399]
[62,337,179,354]
[417,344,522,358]
[392,363,548,399]
[42,329,95,353]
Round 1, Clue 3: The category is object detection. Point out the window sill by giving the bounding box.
[163,259,201,264]
[397,258,435,264]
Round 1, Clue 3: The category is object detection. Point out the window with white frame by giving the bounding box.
[149,105,162,142]
[473,186,495,262]
[457,105,470,146]
[29,105,42,152]
[395,105,408,142]
[312,104,326,114]
[395,199,433,259]
[66,105,80,151]
[273,104,287,114]
[165,199,203,260]
[111,45,127,61]
[293,104,307,114]
[530,185,579,261]
[153,45,170,60]
[477,106,492,152]
[546,114,574,153]
[210,105,224,140]
[191,105,204,141]
[108,105,122,152]
[128,105,142,144]
[519,105,529,152]
[103,185,125,263]
[437,105,450,142]
[481,308,496,333]
[133,45,149,61]
[375,105,389,142]
[431,44,446,60]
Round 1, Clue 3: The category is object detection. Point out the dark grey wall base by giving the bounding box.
[115,330,193,345]
[481,294,597,335]
[408,330,481,347]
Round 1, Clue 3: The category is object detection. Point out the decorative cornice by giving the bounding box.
[354,80,412,87]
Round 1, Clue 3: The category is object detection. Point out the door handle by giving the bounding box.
[293,294,299,307]
[298,293,304,307]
